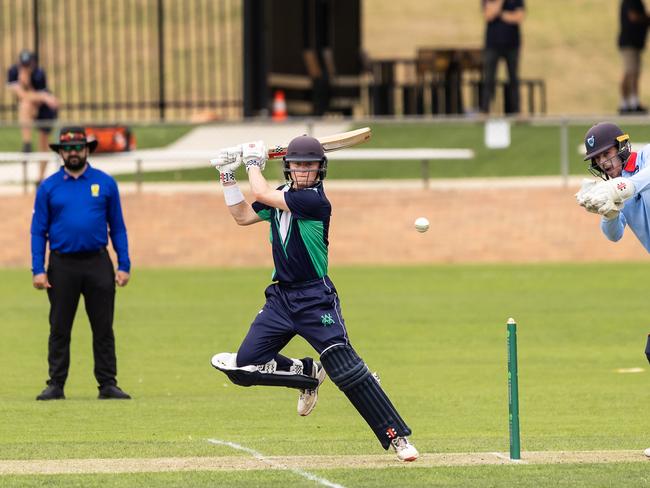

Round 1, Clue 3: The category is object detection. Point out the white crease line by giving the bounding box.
[490,452,528,464]
[207,439,347,488]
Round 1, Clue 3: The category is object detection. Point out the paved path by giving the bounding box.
[0,121,349,185]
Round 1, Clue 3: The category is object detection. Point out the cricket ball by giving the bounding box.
[414,217,429,233]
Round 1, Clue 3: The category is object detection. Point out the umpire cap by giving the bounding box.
[49,126,98,153]
[583,122,627,161]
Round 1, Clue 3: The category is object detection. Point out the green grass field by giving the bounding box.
[1,263,649,486]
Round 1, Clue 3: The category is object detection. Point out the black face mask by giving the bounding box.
[63,153,87,171]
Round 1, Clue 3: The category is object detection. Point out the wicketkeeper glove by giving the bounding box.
[575,179,599,213]
[242,140,267,172]
[582,177,636,210]
[601,206,622,221]
[210,145,242,185]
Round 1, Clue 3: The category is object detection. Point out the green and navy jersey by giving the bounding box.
[252,182,331,283]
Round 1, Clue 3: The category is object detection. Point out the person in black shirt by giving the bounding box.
[480,0,525,114]
[619,0,649,113]
[6,50,59,184]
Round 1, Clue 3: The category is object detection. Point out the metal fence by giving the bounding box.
[0,0,243,122]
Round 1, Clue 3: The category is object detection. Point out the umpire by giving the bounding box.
[31,126,131,401]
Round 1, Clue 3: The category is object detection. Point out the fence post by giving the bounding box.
[22,159,29,194]
[560,118,569,187]
[421,159,429,189]
[33,0,40,57]
[157,0,166,120]
[136,159,143,193]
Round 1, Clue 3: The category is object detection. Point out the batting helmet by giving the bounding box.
[282,135,328,182]
[583,122,631,179]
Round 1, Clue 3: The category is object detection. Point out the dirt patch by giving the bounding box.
[0,451,646,475]
[2,183,649,269]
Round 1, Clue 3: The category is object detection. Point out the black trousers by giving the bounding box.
[481,47,520,114]
[46,249,117,387]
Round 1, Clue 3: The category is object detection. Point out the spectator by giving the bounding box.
[480,0,525,114]
[31,127,131,401]
[6,50,59,184]
[618,0,649,114]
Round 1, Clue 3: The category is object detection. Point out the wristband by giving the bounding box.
[223,184,245,206]
[245,160,264,172]
[219,170,236,185]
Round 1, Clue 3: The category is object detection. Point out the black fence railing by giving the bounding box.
[0,0,243,122]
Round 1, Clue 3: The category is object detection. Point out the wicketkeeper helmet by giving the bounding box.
[283,135,328,182]
[583,122,631,179]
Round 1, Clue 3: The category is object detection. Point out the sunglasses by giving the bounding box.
[60,144,86,152]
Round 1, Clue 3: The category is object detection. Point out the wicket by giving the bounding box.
[507,317,521,460]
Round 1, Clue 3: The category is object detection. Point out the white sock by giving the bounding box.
[628,95,640,107]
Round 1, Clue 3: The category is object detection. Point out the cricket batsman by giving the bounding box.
[208,136,418,462]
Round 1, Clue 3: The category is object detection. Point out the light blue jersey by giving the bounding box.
[601,145,650,252]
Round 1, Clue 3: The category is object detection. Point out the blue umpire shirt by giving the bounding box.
[31,164,130,275]
[601,145,650,251]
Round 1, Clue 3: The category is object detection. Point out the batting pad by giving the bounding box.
[211,352,318,390]
[320,344,411,449]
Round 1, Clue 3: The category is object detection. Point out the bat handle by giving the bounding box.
[267,148,287,160]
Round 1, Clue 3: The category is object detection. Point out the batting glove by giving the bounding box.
[242,140,267,172]
[210,145,242,184]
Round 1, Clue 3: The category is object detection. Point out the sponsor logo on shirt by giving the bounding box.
[91,184,100,197]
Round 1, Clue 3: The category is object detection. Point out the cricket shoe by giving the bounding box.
[391,436,419,462]
[36,384,65,401]
[98,384,131,400]
[297,361,326,416]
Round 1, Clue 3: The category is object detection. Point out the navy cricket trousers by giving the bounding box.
[236,276,349,367]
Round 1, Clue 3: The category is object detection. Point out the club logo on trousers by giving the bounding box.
[320,313,335,327]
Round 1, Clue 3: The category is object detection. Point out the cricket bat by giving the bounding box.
[266,127,372,159]
[212,127,372,167]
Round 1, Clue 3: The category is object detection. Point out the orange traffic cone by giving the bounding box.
[272,90,287,121]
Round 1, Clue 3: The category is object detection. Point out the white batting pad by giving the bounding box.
[211,353,278,374]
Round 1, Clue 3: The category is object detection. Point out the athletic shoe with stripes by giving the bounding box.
[297,361,326,416]
[391,436,419,462]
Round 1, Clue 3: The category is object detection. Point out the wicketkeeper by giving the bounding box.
[209,136,418,462]
[576,122,650,248]
[576,121,650,457]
